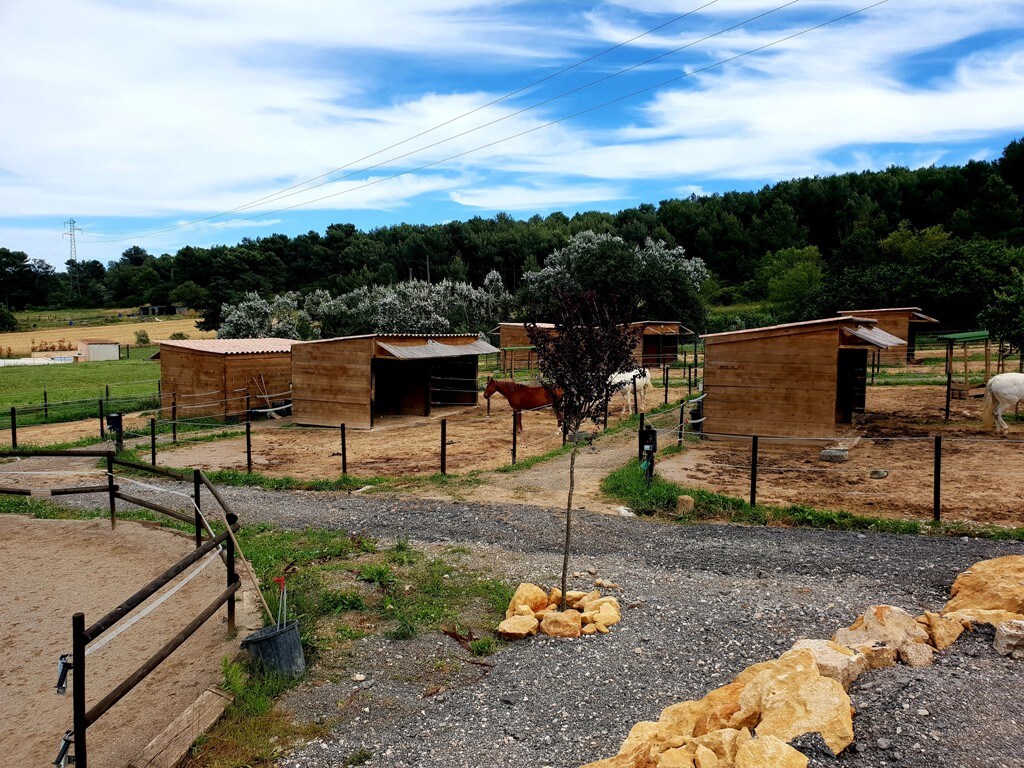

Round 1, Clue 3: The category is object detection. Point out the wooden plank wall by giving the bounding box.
[159,347,225,418]
[868,314,911,364]
[292,338,374,428]
[224,353,292,415]
[703,329,839,438]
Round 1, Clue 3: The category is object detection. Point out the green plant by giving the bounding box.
[319,589,365,613]
[387,538,419,565]
[468,637,497,656]
[134,329,150,345]
[168,331,190,340]
[357,563,398,590]
[344,749,373,766]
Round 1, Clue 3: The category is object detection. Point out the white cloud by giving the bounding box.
[449,182,624,210]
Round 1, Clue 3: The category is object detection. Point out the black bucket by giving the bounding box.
[240,621,306,678]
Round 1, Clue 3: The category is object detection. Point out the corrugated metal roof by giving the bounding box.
[937,331,989,342]
[702,316,877,342]
[376,339,500,359]
[842,325,908,349]
[840,307,939,323]
[159,338,297,355]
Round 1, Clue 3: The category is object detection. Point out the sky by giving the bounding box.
[1,0,1023,270]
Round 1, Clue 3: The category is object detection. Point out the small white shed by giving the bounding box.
[78,338,120,362]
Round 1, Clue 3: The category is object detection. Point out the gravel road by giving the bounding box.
[173,486,1024,768]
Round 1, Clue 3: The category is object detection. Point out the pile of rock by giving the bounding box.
[580,554,1024,767]
[497,583,622,640]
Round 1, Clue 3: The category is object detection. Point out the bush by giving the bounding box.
[168,331,190,340]
[0,306,16,332]
[134,329,150,345]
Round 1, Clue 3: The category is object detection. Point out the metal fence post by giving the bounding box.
[632,378,639,415]
[226,512,238,634]
[638,413,646,461]
[440,418,447,475]
[511,413,517,465]
[171,394,177,444]
[9,406,16,450]
[677,400,685,447]
[933,435,942,522]
[663,365,669,404]
[99,399,105,440]
[150,418,157,466]
[193,470,202,548]
[245,418,252,474]
[43,388,48,421]
[107,452,116,528]
[340,423,347,474]
[749,435,759,507]
[72,612,88,768]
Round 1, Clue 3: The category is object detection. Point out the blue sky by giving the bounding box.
[2,0,1023,270]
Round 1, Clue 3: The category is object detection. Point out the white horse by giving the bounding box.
[609,368,651,415]
[981,372,1024,436]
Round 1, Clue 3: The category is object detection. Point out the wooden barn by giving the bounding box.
[291,334,500,429]
[838,307,938,364]
[157,338,296,419]
[701,317,907,438]
[497,320,692,375]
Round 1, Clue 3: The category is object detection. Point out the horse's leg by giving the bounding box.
[995,399,1010,436]
[516,412,523,434]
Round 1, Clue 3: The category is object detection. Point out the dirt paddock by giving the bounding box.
[660,386,1024,527]
[0,515,257,767]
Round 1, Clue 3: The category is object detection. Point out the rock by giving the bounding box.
[942,555,1024,615]
[943,607,1023,627]
[877,738,892,750]
[572,590,603,609]
[899,642,935,668]
[915,611,965,650]
[548,587,563,606]
[849,643,898,670]
[582,623,598,635]
[994,619,1024,658]
[730,649,854,755]
[351,673,366,682]
[539,609,582,638]
[791,639,868,689]
[617,506,636,516]
[676,495,696,514]
[834,605,932,665]
[734,735,808,768]
[505,583,550,619]
[515,604,535,617]
[819,447,848,463]
[497,614,538,640]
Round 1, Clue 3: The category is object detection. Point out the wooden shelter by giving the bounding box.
[77,338,120,362]
[939,331,991,411]
[497,320,692,375]
[701,317,907,438]
[157,338,296,419]
[291,334,500,429]
[838,307,938,364]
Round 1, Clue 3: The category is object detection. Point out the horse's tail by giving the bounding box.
[981,385,995,429]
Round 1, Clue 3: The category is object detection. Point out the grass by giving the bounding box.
[601,459,1024,540]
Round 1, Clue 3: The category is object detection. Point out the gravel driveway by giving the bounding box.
[186,487,1024,768]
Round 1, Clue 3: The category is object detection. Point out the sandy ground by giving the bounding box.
[0,318,215,357]
[659,386,1024,526]
[0,515,262,768]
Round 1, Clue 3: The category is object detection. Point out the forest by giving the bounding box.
[2,137,1022,335]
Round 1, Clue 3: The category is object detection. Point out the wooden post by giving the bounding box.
[749,435,759,507]
[9,407,16,450]
[511,413,517,465]
[226,512,238,634]
[172,394,177,443]
[440,418,447,475]
[150,418,157,466]
[107,452,116,528]
[245,418,252,474]
[193,470,202,548]
[340,424,347,474]
[933,435,942,522]
[663,365,669,404]
[677,399,685,447]
[99,399,105,440]
[72,612,88,768]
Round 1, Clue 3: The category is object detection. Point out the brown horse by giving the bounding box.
[484,377,562,433]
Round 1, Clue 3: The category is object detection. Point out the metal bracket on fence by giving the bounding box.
[55,653,73,694]
[53,730,75,766]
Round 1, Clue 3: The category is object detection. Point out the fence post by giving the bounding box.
[245,417,252,474]
[440,418,447,475]
[340,424,347,474]
[99,399,105,440]
[172,394,177,444]
[677,399,685,447]
[150,418,157,466]
[687,366,693,398]
[9,407,16,450]
[632,378,639,415]
[663,365,669,404]
[44,388,48,421]
[226,512,238,634]
[933,435,942,522]
[245,393,251,424]
[72,612,88,768]
[106,452,116,528]
[105,384,110,402]
[638,413,646,461]
[749,435,759,507]
[193,469,202,548]
[511,413,517,465]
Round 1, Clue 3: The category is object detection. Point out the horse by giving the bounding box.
[484,377,562,433]
[981,372,1024,436]
[608,368,651,416]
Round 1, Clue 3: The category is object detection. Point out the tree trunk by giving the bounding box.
[560,444,578,612]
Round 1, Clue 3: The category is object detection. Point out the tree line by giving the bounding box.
[2,137,1021,333]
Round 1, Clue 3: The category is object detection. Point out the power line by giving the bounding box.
[117,0,888,236]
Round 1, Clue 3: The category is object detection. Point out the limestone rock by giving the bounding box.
[899,641,935,668]
[540,609,582,638]
[834,605,931,665]
[497,614,538,639]
[915,611,964,650]
[849,644,897,670]
[734,735,808,768]
[548,587,563,606]
[732,649,854,755]
[994,619,1024,659]
[790,639,868,689]
[942,555,1024,615]
[515,604,535,617]
[676,495,696,514]
[505,582,549,619]
[943,607,1023,627]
